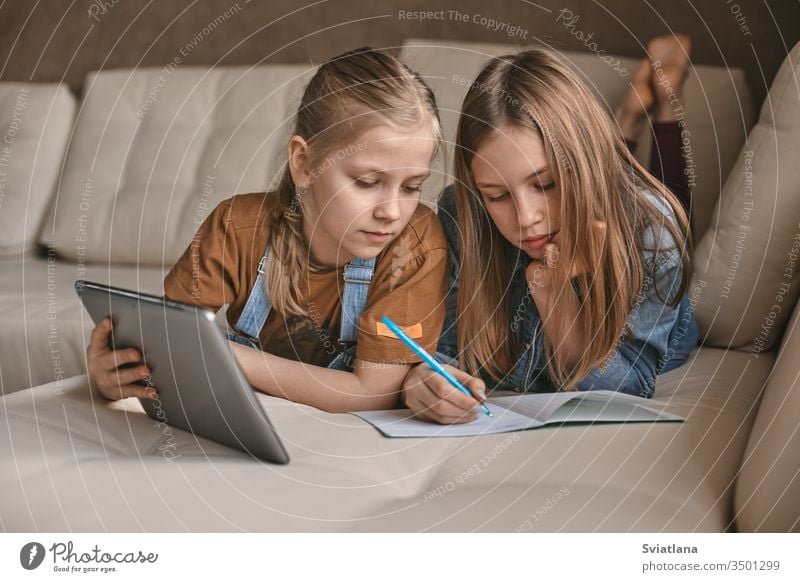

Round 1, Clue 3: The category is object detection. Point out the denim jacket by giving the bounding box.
[434,184,699,398]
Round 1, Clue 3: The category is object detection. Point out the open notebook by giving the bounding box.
[352,389,684,438]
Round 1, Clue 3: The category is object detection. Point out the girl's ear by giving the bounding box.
[287,135,311,188]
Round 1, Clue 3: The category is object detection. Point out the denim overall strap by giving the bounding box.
[228,243,375,366]
[339,256,376,342]
[228,243,273,347]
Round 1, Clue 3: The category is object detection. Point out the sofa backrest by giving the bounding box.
[0,82,75,256]
[35,41,753,268]
[38,65,313,266]
[399,38,755,240]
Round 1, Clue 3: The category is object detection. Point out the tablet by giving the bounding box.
[75,279,290,464]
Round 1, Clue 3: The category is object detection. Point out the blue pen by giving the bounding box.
[380,316,492,417]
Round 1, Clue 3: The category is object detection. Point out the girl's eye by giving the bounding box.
[353,178,378,189]
[402,184,423,194]
[487,192,510,202]
[536,181,556,192]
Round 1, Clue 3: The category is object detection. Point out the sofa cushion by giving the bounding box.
[0,82,75,256]
[692,40,800,351]
[38,65,313,266]
[399,38,754,239]
[0,343,773,532]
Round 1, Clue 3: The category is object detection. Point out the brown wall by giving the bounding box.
[1,0,798,108]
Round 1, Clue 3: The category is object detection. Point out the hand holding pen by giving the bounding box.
[381,316,492,423]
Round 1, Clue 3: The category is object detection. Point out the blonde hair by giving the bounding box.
[268,46,441,317]
[452,46,693,391]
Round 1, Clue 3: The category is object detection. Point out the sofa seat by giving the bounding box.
[0,254,173,394]
[0,343,773,532]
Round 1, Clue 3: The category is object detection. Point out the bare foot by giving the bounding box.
[616,58,654,141]
[648,34,692,121]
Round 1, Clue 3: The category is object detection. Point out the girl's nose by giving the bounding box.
[374,193,402,221]
[516,197,545,227]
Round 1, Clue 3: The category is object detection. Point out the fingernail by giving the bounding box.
[477,391,486,402]
[148,391,158,400]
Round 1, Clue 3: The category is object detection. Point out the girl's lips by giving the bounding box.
[522,232,556,250]
[361,230,393,244]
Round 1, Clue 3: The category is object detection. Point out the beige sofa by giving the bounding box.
[0,39,797,532]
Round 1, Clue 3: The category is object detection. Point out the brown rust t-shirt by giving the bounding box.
[163,192,449,368]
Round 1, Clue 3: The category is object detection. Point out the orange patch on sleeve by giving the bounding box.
[375,321,423,339]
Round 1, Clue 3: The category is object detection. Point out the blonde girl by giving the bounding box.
[87,47,452,413]
[403,44,698,424]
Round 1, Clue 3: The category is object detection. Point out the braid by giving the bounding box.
[266,179,310,316]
